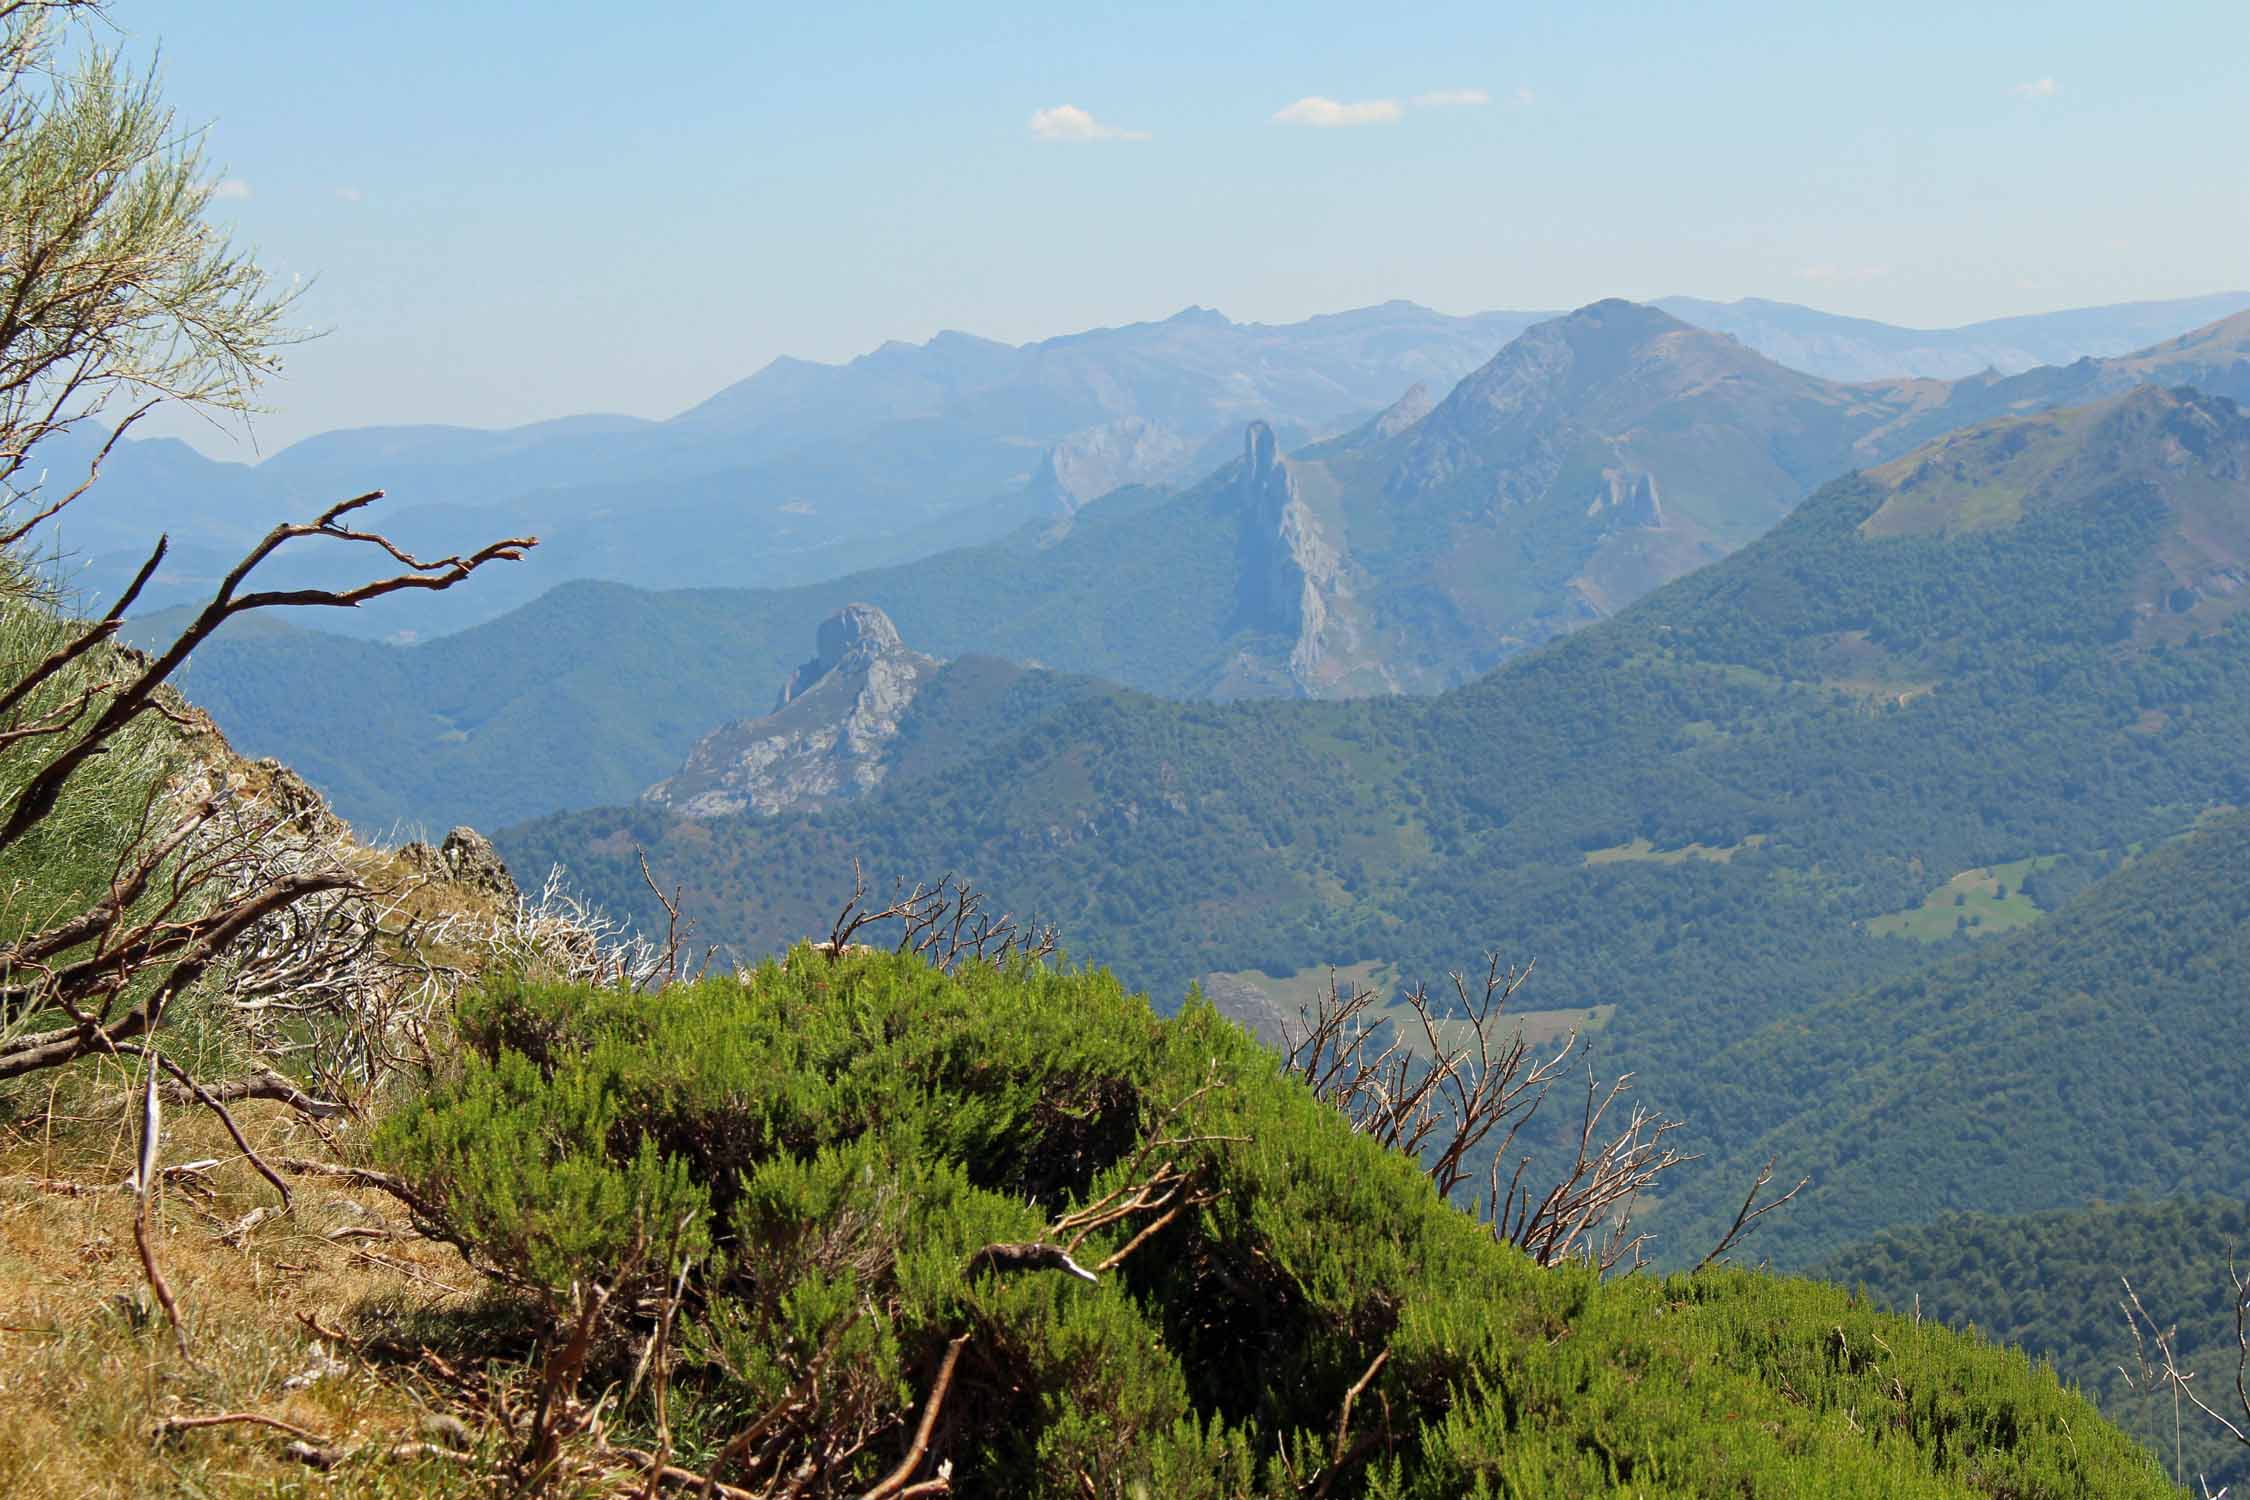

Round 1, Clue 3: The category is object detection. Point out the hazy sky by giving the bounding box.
[132,0,2248,456]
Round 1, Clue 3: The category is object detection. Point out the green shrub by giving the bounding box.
[375,949,2178,1497]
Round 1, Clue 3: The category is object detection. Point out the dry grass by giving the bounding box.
[0,1091,502,1498]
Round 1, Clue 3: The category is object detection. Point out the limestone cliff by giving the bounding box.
[644,603,940,817]
[1228,421,1394,696]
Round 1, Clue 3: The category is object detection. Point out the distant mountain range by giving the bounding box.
[49,290,2250,641]
[487,387,2250,1266]
[152,300,2250,833]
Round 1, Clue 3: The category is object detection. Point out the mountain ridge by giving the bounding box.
[157,305,2250,833]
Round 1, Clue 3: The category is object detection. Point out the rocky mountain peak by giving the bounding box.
[1031,417,1195,514]
[649,606,942,818]
[1243,420,1283,481]
[777,602,910,709]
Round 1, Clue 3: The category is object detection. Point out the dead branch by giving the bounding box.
[152,1410,326,1444]
[2122,1265,2250,1457]
[158,1064,344,1119]
[0,492,531,851]
[273,1157,447,1225]
[284,1437,478,1471]
[128,1043,190,1359]
[964,1241,1100,1284]
[110,1042,293,1208]
[636,848,689,992]
[1283,955,1714,1272]
[820,863,1056,975]
[1694,1156,1810,1272]
[0,401,157,547]
[518,1242,643,1495]
[858,1333,968,1500]
[1308,1347,1391,1500]
[596,1445,759,1499]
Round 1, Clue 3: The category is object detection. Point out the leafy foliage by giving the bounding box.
[376,949,2175,1497]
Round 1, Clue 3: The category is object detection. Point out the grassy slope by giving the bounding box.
[0,568,520,1496]
[0,1102,497,1499]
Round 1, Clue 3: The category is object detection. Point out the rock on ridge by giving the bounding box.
[647,603,941,818]
[775,601,910,709]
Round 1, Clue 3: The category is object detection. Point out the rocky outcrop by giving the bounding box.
[1374,382,1435,438]
[1586,467,1664,527]
[1031,417,1195,514]
[440,826,518,903]
[646,604,940,817]
[1228,422,1390,695]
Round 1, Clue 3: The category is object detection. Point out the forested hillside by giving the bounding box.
[1653,807,2250,1266]
[501,386,2250,1261]
[1821,1199,2250,1493]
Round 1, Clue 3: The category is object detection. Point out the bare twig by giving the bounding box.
[1283,955,1720,1273]
[152,1410,325,1444]
[1309,1347,1391,1499]
[1694,1156,1810,1272]
[128,1043,189,1359]
[858,1333,968,1500]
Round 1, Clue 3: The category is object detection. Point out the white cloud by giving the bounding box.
[207,178,252,201]
[1413,88,1490,108]
[1028,104,1150,142]
[1272,96,1404,127]
[2012,77,2059,98]
[332,186,364,203]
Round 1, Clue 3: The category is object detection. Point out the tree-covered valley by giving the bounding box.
[495,384,2250,1211]
[7,2,2250,1491]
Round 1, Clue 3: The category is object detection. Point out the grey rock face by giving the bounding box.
[776,601,908,709]
[1033,417,1195,513]
[647,603,940,818]
[441,825,518,903]
[1374,382,1435,438]
[1230,422,1380,695]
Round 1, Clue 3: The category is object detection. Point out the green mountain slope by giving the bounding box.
[1819,1199,2250,1494]
[1655,807,2250,1267]
[499,388,2250,1225]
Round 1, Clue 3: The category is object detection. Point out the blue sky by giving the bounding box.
[133,1,2247,455]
